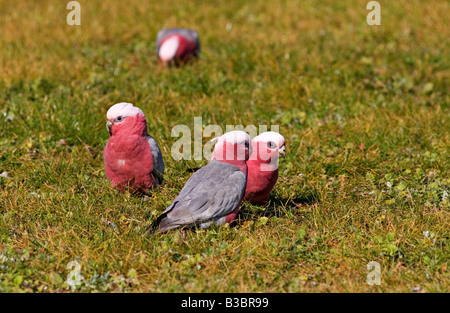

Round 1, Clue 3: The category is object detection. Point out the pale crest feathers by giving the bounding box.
[212,131,251,147]
[158,36,180,61]
[106,102,145,121]
[253,132,285,147]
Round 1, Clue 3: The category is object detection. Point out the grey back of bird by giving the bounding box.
[147,134,164,185]
[156,160,246,232]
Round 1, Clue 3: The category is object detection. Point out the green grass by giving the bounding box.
[0,0,449,292]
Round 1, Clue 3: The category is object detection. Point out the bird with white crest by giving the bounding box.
[103,102,164,193]
[156,28,200,66]
[154,131,251,232]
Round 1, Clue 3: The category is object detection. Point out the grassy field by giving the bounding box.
[0,0,449,293]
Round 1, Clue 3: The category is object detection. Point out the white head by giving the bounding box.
[251,131,286,158]
[106,102,144,121]
[213,131,251,147]
[159,36,180,61]
[211,131,252,162]
[249,132,286,172]
[106,102,145,135]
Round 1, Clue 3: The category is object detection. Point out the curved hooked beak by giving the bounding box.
[106,120,113,136]
[278,145,286,157]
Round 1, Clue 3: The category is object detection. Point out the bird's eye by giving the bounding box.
[244,141,249,148]
[267,141,277,149]
[116,116,123,122]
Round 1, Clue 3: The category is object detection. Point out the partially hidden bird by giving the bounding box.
[155,28,200,66]
[103,102,164,193]
[155,131,251,232]
[244,132,286,204]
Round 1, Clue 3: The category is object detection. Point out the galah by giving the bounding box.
[155,28,200,66]
[103,102,164,193]
[155,131,251,232]
[244,132,286,204]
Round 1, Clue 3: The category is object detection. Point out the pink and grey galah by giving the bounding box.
[156,28,200,66]
[103,102,164,193]
[244,132,286,204]
[155,131,251,232]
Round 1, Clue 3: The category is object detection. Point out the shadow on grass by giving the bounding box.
[237,186,321,223]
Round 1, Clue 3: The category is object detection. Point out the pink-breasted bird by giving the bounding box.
[155,131,251,232]
[244,132,286,204]
[156,28,200,66]
[103,102,164,193]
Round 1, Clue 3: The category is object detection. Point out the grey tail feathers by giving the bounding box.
[146,212,177,235]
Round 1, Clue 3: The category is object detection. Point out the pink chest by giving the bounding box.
[245,161,279,196]
[104,135,155,191]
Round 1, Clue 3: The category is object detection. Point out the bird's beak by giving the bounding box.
[106,120,113,136]
[278,145,286,157]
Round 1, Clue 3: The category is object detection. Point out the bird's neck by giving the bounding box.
[221,159,248,175]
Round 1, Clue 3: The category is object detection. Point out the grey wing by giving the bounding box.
[147,135,164,185]
[191,30,200,56]
[179,29,200,55]
[155,28,200,55]
[155,29,171,54]
[157,161,246,231]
